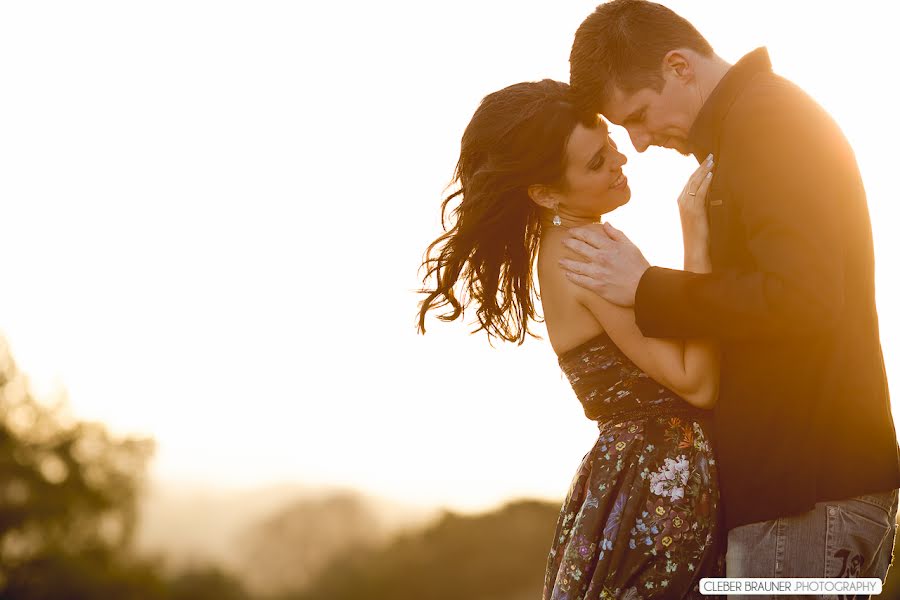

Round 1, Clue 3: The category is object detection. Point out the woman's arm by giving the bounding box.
[573,160,719,408]
[677,161,719,407]
[575,289,718,408]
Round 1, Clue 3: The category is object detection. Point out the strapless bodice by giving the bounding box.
[558,332,704,422]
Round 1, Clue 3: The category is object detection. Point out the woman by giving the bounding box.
[417,79,725,599]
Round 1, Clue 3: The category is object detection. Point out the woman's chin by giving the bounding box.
[610,190,631,212]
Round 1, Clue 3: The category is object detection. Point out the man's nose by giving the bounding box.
[627,129,651,153]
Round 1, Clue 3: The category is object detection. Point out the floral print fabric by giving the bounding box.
[543,333,725,599]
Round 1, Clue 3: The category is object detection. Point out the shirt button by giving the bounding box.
[828,507,837,516]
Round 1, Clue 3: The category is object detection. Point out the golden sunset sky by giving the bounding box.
[0,0,897,512]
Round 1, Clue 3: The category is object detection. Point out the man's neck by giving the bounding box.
[695,54,733,107]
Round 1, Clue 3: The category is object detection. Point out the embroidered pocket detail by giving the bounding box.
[824,501,893,578]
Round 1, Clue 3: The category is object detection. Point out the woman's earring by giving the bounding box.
[552,205,562,226]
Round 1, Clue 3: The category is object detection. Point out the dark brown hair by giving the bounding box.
[570,0,714,117]
[417,79,597,344]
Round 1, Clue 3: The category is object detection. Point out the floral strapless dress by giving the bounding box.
[542,332,726,600]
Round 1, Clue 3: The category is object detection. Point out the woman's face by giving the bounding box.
[557,121,630,218]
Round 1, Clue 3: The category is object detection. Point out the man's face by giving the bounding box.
[602,73,699,156]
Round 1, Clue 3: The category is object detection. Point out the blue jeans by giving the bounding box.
[726,489,899,599]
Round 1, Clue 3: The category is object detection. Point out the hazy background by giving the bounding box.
[0,1,898,598]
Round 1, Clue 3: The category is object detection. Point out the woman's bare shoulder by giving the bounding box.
[537,233,604,354]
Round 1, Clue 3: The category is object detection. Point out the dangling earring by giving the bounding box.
[552,204,562,226]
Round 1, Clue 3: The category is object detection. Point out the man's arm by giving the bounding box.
[634,95,848,340]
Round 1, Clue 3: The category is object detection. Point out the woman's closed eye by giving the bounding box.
[628,109,646,125]
[588,137,617,171]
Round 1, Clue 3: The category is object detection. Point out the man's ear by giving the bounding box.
[662,49,694,82]
[528,184,556,210]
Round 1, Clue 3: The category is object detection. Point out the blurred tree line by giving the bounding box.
[285,499,559,600]
[2,333,900,599]
[0,338,248,600]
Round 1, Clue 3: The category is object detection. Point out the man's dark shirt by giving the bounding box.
[634,47,900,531]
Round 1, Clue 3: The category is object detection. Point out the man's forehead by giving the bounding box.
[602,86,643,123]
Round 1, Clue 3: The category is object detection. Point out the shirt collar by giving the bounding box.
[688,47,773,161]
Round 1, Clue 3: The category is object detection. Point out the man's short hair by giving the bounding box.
[570,0,714,118]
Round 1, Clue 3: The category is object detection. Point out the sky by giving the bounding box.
[0,1,898,513]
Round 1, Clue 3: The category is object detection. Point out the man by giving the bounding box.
[563,0,900,586]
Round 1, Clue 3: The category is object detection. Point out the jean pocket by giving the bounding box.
[855,489,899,519]
[824,499,894,578]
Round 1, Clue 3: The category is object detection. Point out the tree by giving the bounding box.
[235,492,386,597]
[292,499,560,600]
[0,337,161,599]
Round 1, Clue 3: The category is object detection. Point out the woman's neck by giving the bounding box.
[539,210,602,230]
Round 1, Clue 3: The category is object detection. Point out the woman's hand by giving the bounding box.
[678,154,715,273]
[678,153,714,230]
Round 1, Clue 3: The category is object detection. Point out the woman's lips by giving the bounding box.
[610,172,627,190]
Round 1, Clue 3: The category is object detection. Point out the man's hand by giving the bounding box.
[559,222,651,307]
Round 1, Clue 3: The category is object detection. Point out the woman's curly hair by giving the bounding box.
[417,79,597,344]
